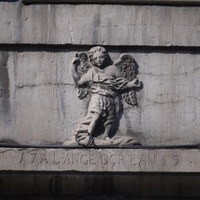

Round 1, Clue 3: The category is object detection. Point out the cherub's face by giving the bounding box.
[92,51,107,68]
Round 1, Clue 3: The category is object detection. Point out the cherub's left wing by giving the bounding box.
[114,54,138,106]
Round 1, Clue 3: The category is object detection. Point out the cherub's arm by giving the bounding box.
[119,78,142,91]
[78,69,92,85]
[126,79,142,89]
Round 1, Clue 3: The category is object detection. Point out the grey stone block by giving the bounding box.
[1,3,200,46]
[0,50,200,146]
[0,148,199,173]
[21,0,200,4]
[1,171,200,198]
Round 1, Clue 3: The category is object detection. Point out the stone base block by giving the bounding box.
[1,147,200,199]
[0,147,200,173]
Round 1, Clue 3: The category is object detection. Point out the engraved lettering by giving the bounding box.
[110,155,117,166]
[40,154,48,164]
[118,154,124,165]
[173,155,180,166]
[161,155,169,166]
[101,154,108,164]
[30,153,37,164]
[89,154,96,164]
[148,154,157,166]
[16,151,181,169]
[81,154,88,164]
[53,154,61,164]
[72,154,79,164]
[131,155,137,165]
[63,154,71,164]
[139,155,147,165]
[19,153,24,164]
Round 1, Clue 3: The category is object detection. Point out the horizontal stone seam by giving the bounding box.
[1,44,200,53]
[16,83,74,89]
[143,96,200,105]
[21,0,200,5]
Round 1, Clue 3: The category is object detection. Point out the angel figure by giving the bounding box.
[64,46,142,146]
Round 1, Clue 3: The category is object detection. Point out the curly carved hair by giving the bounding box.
[88,46,113,67]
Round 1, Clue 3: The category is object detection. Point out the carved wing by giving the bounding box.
[76,53,91,100]
[114,54,137,106]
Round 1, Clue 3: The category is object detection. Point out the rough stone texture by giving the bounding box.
[1,172,200,199]
[1,2,200,199]
[0,50,82,144]
[1,3,200,47]
[21,0,200,4]
[2,147,200,199]
[0,49,200,146]
[0,1,200,145]
[0,148,199,172]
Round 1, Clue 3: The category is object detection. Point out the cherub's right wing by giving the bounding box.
[76,53,92,100]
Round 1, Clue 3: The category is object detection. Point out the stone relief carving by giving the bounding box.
[63,46,142,146]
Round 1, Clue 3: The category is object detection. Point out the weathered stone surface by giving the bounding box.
[21,0,200,4]
[0,148,199,172]
[1,1,200,199]
[1,172,200,198]
[0,51,82,144]
[0,50,200,145]
[1,3,200,46]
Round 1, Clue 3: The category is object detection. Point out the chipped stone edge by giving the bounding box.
[21,0,200,4]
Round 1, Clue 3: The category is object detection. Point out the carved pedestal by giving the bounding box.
[0,147,200,199]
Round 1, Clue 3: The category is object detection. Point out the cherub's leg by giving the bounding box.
[88,112,101,135]
[102,103,116,140]
[102,124,112,140]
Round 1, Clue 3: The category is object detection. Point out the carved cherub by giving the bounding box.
[69,46,142,146]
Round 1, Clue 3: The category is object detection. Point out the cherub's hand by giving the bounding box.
[137,81,143,88]
[71,53,80,66]
[132,78,138,84]
[133,80,143,88]
[129,79,143,88]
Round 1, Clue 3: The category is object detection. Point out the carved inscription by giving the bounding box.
[6,148,200,172]
[18,151,180,169]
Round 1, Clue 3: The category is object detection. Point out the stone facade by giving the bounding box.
[0,1,200,199]
[1,3,200,146]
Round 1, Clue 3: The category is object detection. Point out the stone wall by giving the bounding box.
[1,1,200,199]
[0,2,200,146]
[0,3,200,145]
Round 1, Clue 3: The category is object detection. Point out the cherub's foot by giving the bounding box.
[102,134,109,140]
[102,134,111,141]
[105,137,111,141]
